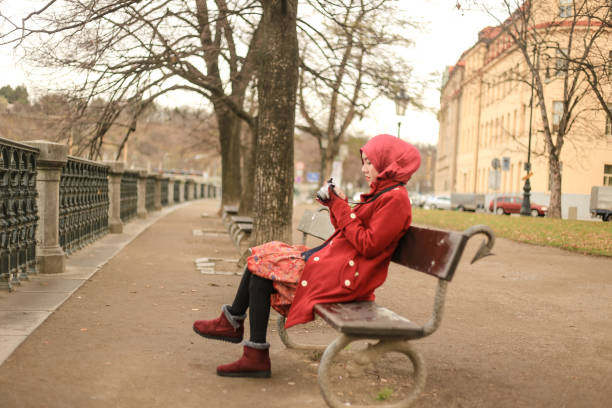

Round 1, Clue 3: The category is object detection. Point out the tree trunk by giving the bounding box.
[318,146,335,186]
[253,0,299,245]
[548,156,562,218]
[240,127,257,215]
[216,107,242,209]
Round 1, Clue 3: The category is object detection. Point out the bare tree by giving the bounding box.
[568,2,612,125]
[0,0,261,209]
[296,0,418,183]
[474,0,612,218]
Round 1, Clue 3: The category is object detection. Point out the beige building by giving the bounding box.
[435,0,612,218]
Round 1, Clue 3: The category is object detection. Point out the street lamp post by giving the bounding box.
[394,88,410,139]
[521,46,538,216]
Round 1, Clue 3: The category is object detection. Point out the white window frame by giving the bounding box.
[556,48,569,75]
[604,164,612,186]
[552,101,564,132]
[559,0,573,17]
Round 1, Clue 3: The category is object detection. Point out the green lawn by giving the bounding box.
[412,208,612,257]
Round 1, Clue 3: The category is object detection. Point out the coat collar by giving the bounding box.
[360,179,403,201]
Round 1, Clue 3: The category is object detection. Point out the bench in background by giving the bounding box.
[221,206,254,250]
[278,208,495,408]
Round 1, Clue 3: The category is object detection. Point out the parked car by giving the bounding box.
[408,192,428,208]
[424,195,452,210]
[489,196,548,216]
[451,193,486,212]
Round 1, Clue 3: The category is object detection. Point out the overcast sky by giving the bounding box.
[0,0,498,145]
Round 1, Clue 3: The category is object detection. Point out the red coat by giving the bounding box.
[285,135,421,328]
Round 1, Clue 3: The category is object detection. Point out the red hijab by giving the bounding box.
[360,134,421,187]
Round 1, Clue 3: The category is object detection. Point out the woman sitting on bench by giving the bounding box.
[193,134,421,378]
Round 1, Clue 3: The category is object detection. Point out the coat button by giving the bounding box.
[344,280,351,286]
[301,280,308,287]
[354,271,359,277]
[350,213,356,219]
[314,256,320,262]
[348,260,355,267]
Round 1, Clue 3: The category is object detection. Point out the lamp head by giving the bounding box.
[394,88,410,116]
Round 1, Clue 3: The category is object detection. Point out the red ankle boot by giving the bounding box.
[193,305,245,344]
[216,342,271,378]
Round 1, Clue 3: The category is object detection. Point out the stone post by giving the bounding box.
[137,170,147,218]
[105,161,124,234]
[177,178,185,203]
[24,141,67,274]
[167,178,175,205]
[154,175,162,211]
[187,180,195,201]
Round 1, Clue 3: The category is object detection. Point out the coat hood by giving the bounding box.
[360,134,421,185]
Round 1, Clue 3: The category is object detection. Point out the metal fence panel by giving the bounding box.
[1,138,39,291]
[120,171,138,222]
[59,157,109,255]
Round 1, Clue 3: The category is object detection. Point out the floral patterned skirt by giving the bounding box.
[247,241,309,317]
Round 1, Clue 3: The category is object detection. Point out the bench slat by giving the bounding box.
[391,226,468,281]
[315,302,424,339]
[223,205,239,214]
[231,216,253,223]
[237,223,252,232]
[297,209,335,242]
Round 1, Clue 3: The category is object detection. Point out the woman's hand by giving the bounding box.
[333,185,346,200]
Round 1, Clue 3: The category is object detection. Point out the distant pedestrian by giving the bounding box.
[193,134,421,378]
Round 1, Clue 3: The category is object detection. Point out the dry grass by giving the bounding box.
[412,208,612,257]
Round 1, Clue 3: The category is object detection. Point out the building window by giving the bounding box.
[555,48,568,75]
[605,165,612,186]
[559,0,573,17]
[552,101,564,132]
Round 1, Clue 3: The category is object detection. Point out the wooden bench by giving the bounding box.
[221,206,254,250]
[277,208,495,408]
[228,216,254,248]
[221,205,239,226]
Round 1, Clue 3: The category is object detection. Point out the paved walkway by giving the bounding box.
[0,199,611,408]
[0,202,193,365]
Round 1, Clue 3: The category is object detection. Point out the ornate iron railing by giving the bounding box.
[145,176,156,211]
[160,178,168,206]
[120,171,138,222]
[207,184,216,198]
[1,138,39,291]
[173,180,180,202]
[59,157,109,255]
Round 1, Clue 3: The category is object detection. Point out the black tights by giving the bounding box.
[226,270,274,344]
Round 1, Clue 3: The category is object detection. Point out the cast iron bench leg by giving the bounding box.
[277,316,327,351]
[318,334,427,408]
